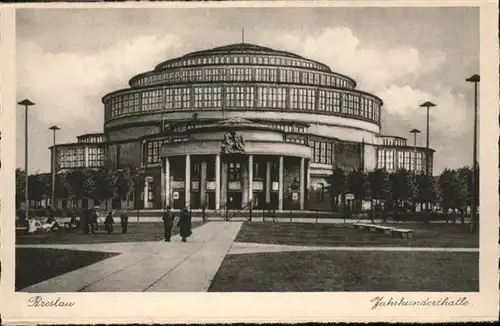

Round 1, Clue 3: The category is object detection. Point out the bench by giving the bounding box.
[391,228,413,239]
[353,223,396,234]
[354,223,413,238]
[353,223,372,230]
[374,225,395,235]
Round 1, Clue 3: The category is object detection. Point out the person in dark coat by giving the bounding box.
[120,209,129,234]
[83,209,90,234]
[178,207,192,242]
[162,206,174,242]
[104,211,114,234]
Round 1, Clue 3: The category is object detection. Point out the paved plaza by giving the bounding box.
[16,221,478,292]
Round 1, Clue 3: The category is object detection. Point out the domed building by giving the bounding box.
[51,43,434,211]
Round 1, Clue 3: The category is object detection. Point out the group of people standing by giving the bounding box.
[86,206,192,242]
[162,206,192,242]
[103,210,129,234]
[78,206,192,241]
[82,208,129,235]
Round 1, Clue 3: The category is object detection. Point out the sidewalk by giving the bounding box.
[228,242,479,255]
[19,222,243,292]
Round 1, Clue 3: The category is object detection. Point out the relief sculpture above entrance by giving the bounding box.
[221,131,245,154]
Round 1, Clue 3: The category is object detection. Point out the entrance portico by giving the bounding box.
[159,120,311,211]
[162,152,309,211]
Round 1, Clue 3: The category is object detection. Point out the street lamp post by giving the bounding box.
[18,99,35,221]
[419,101,436,212]
[409,129,421,172]
[49,125,60,209]
[419,101,436,174]
[410,128,421,212]
[466,74,480,233]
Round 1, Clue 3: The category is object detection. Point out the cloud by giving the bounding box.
[261,28,446,90]
[17,34,183,126]
[259,27,468,134]
[17,34,183,173]
[378,85,468,136]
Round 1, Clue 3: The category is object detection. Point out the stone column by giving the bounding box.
[215,154,221,210]
[242,158,248,208]
[143,177,149,209]
[185,154,191,208]
[84,146,89,167]
[165,157,170,207]
[160,158,166,209]
[306,159,311,210]
[299,157,305,210]
[200,159,207,208]
[265,160,272,203]
[278,156,284,211]
[248,155,254,206]
[220,159,228,209]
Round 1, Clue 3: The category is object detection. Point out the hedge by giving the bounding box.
[16,207,86,219]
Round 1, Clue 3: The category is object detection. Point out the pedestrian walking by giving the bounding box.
[162,206,174,242]
[104,211,114,234]
[120,209,129,234]
[178,206,192,242]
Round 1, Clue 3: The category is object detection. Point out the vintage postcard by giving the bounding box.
[0,0,498,324]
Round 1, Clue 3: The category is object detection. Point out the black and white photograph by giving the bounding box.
[1,1,499,324]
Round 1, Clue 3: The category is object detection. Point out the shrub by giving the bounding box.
[16,207,88,219]
[391,212,447,222]
[16,208,46,219]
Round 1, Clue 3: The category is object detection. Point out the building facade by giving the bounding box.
[51,133,105,173]
[51,43,434,211]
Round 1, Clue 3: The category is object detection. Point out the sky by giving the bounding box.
[16,7,479,175]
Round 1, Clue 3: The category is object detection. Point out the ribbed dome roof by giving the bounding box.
[183,42,304,59]
[154,42,332,72]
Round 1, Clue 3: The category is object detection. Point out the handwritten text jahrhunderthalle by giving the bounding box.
[370,296,469,310]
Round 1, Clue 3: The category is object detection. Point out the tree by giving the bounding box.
[94,167,118,210]
[115,167,136,209]
[15,168,26,209]
[457,166,473,223]
[473,164,479,214]
[438,169,463,217]
[389,169,415,211]
[65,168,97,207]
[39,173,52,206]
[367,169,391,220]
[346,169,368,200]
[414,172,437,212]
[28,173,47,204]
[326,167,346,211]
[55,173,69,199]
